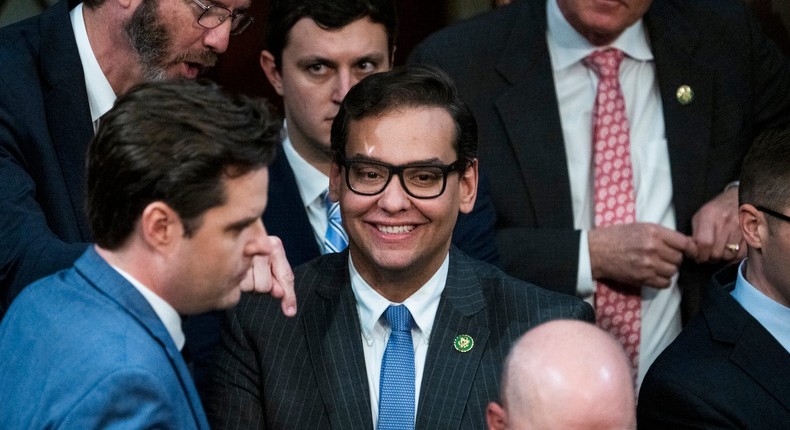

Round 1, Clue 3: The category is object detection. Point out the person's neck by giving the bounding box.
[83,3,144,96]
[744,255,790,307]
[287,127,333,176]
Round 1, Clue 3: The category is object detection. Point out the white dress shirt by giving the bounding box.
[546,0,682,387]
[733,259,790,353]
[350,253,448,428]
[281,121,333,253]
[111,263,185,351]
[70,3,116,131]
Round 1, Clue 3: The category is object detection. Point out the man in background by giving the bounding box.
[638,125,790,428]
[411,0,790,386]
[487,320,636,430]
[260,0,499,267]
[0,79,281,428]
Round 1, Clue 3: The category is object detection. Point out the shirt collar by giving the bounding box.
[111,264,186,351]
[350,253,449,339]
[70,3,116,124]
[281,120,330,208]
[732,259,790,353]
[546,0,653,72]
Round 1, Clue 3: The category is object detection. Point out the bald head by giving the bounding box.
[487,320,635,430]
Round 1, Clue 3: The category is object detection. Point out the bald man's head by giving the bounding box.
[487,320,635,430]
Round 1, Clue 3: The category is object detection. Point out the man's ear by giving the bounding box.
[328,161,342,202]
[486,402,508,430]
[740,203,765,251]
[139,202,183,252]
[458,159,479,214]
[260,50,284,96]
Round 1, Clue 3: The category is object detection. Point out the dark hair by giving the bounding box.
[330,64,478,163]
[266,0,397,69]
[739,125,790,230]
[87,79,281,249]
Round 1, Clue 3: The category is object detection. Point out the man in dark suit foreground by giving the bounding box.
[205,65,593,429]
[0,80,282,428]
[411,0,790,387]
[638,126,790,428]
[488,320,636,430]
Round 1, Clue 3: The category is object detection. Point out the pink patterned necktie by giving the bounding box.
[584,48,641,381]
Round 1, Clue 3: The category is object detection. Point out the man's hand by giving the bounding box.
[691,186,745,263]
[240,236,297,317]
[589,223,698,290]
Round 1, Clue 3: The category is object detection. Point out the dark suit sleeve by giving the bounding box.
[203,304,266,429]
[0,76,88,315]
[638,371,739,430]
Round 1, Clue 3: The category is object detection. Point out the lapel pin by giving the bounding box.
[454,334,474,353]
[676,85,694,105]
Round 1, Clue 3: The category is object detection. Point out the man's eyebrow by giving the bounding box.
[296,56,337,68]
[224,215,259,232]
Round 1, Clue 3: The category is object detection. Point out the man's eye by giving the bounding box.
[307,64,326,74]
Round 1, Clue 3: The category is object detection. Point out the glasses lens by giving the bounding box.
[402,166,445,198]
[230,15,253,35]
[348,162,390,195]
[198,7,225,28]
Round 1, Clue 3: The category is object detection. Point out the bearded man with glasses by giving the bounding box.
[639,125,790,428]
[204,65,593,430]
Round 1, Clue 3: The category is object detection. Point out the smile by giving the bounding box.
[377,225,414,234]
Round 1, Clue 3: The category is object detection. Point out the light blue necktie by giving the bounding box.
[322,190,348,254]
[378,305,415,430]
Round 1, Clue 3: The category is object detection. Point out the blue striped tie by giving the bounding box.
[322,190,348,254]
[378,305,415,430]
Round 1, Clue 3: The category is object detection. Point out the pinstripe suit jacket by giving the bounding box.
[205,248,593,429]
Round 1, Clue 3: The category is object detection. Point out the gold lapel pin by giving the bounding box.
[454,334,474,353]
[676,85,694,105]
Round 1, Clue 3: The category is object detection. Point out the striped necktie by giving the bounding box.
[322,189,348,254]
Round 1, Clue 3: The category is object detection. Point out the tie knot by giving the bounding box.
[385,305,413,333]
[584,48,624,79]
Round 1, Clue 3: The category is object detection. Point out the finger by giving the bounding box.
[269,236,297,317]
[239,265,255,292]
[655,243,685,266]
[644,274,673,290]
[247,255,270,294]
[690,218,714,262]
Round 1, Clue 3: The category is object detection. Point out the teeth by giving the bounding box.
[377,225,414,234]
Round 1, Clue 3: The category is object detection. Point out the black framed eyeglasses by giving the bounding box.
[191,0,254,36]
[341,157,468,199]
[756,205,790,224]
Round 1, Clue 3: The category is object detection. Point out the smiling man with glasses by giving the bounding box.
[205,65,593,430]
[639,125,790,428]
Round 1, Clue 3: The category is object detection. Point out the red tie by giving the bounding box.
[585,48,641,381]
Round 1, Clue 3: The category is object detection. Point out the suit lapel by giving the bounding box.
[704,280,790,413]
[493,0,574,229]
[644,1,714,230]
[74,249,210,429]
[40,0,95,241]
[303,253,373,429]
[416,250,490,429]
[264,149,322,266]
